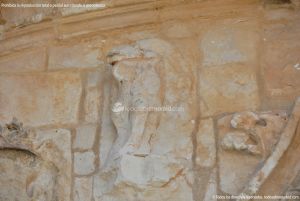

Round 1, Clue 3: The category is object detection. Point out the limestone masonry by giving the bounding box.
[0,0,300,201]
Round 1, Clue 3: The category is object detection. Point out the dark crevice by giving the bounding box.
[0,148,36,157]
[265,0,292,4]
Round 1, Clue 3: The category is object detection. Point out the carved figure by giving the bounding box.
[106,44,162,163]
[221,111,287,158]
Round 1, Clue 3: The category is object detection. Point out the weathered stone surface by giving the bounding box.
[0,28,56,54]
[240,98,300,199]
[98,71,116,169]
[60,6,105,17]
[204,168,217,201]
[218,110,288,195]
[161,21,194,38]
[1,1,300,200]
[0,149,57,201]
[94,38,194,201]
[201,21,258,67]
[1,0,55,26]
[0,25,4,40]
[94,169,194,201]
[84,87,102,123]
[74,177,93,201]
[199,64,259,117]
[33,128,72,201]
[74,124,97,150]
[74,151,96,175]
[0,120,72,201]
[0,48,46,73]
[196,118,216,168]
[0,72,82,126]
[86,69,103,88]
[263,13,300,101]
[48,42,103,69]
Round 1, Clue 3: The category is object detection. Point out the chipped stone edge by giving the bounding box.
[237,97,300,201]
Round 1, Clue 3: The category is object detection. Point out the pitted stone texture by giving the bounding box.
[48,42,103,69]
[0,149,57,201]
[74,151,96,175]
[218,111,288,195]
[0,121,72,201]
[74,124,97,150]
[201,21,258,66]
[33,128,72,201]
[196,118,216,168]
[0,72,82,126]
[199,64,259,117]
[74,177,93,201]
[0,48,46,73]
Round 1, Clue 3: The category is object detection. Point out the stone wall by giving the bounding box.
[0,0,300,201]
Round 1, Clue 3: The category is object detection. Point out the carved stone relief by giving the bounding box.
[0,118,72,201]
[218,110,289,195]
[0,149,57,201]
[94,38,195,201]
[218,98,300,200]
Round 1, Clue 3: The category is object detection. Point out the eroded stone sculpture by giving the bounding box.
[218,98,300,199]
[107,43,161,160]
[218,110,288,195]
[0,118,58,201]
[94,39,194,201]
[0,118,72,201]
[221,111,287,158]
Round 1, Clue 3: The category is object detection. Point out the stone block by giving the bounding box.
[1,2,54,26]
[161,21,194,38]
[74,151,96,175]
[48,42,103,69]
[200,21,258,66]
[86,69,103,88]
[196,118,216,167]
[199,64,259,117]
[34,128,72,201]
[84,87,101,123]
[0,72,82,126]
[262,17,300,101]
[0,48,46,73]
[74,177,93,201]
[74,124,97,150]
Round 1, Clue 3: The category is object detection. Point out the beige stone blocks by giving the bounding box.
[262,12,300,102]
[74,177,93,201]
[48,42,103,70]
[200,21,259,67]
[199,64,260,117]
[74,124,97,150]
[196,118,216,168]
[1,1,300,201]
[0,48,46,73]
[0,72,82,126]
[34,128,72,201]
[199,21,260,117]
[84,87,101,123]
[74,151,96,175]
